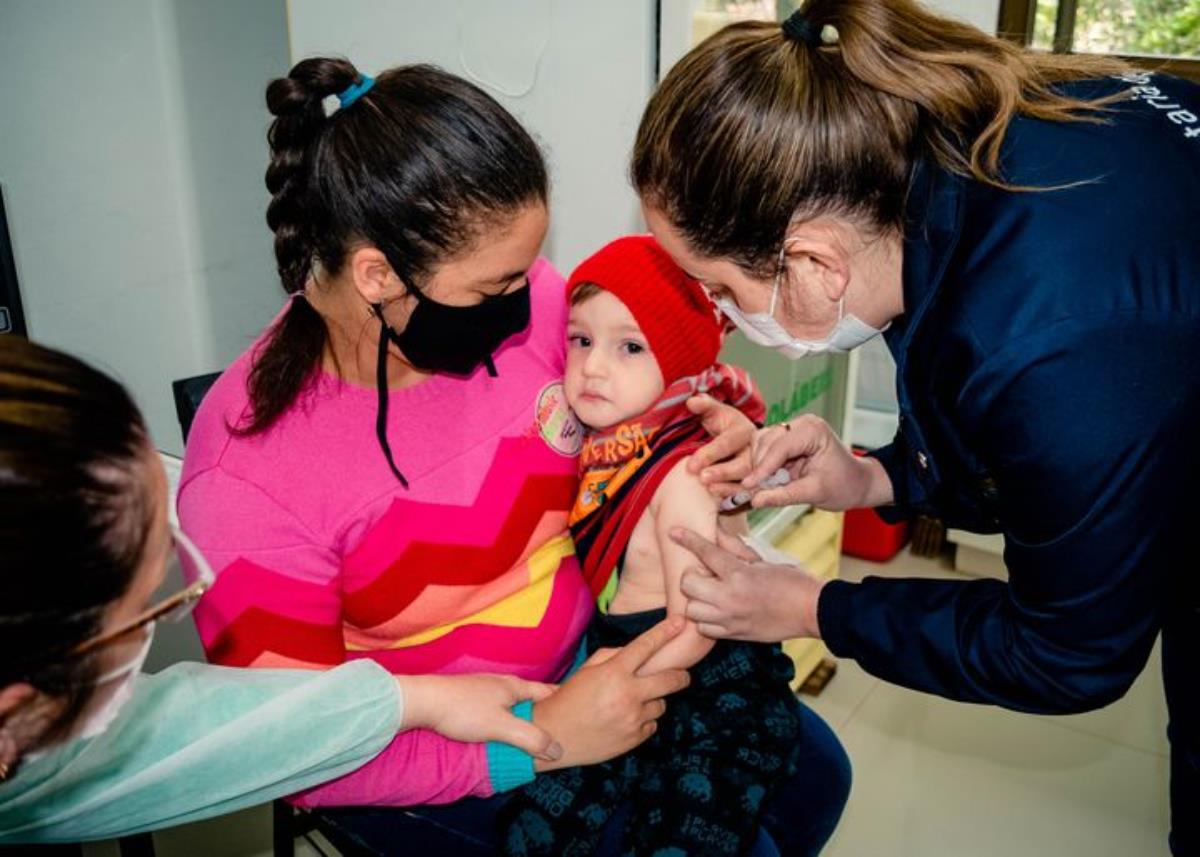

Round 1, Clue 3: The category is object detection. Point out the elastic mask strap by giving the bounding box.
[768,241,789,319]
[375,315,410,488]
[484,355,498,378]
[767,275,781,319]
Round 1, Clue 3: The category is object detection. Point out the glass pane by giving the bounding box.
[1034,0,1200,59]
[1032,0,1059,50]
[1080,0,1199,58]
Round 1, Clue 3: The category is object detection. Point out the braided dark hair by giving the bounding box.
[244,57,548,434]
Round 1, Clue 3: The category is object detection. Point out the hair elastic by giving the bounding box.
[781,11,839,47]
[337,74,375,109]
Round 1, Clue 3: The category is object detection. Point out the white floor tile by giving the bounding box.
[839,545,963,584]
[1033,639,1169,759]
[821,543,1172,856]
[823,681,1170,857]
[804,658,880,733]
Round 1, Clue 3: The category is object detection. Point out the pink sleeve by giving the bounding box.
[178,466,347,669]
[292,729,494,807]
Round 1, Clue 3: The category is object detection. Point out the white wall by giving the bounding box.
[287,0,657,275]
[926,0,1001,32]
[164,0,295,375]
[0,0,289,456]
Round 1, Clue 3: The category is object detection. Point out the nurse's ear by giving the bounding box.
[780,219,853,307]
[0,683,38,774]
[347,246,408,307]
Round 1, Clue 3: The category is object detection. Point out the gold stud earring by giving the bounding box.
[0,761,10,781]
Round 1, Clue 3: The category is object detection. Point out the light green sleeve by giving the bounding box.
[0,659,401,843]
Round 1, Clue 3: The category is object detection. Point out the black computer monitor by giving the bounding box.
[0,186,27,337]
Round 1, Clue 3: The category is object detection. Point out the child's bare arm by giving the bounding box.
[636,459,720,676]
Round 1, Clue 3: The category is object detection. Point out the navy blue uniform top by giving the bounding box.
[817,72,1200,715]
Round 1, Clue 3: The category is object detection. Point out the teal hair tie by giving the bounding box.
[337,75,375,109]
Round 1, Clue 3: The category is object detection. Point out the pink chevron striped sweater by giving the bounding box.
[177,258,594,807]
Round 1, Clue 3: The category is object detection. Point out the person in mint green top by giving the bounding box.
[0,660,399,842]
[0,336,575,844]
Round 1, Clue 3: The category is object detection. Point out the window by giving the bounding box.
[999,0,1200,81]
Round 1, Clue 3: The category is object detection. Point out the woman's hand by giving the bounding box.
[397,673,564,763]
[744,415,894,510]
[672,527,825,642]
[531,616,691,771]
[686,394,756,499]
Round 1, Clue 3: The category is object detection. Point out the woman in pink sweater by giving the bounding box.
[179,57,848,854]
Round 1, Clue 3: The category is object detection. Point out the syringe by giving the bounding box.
[719,468,792,512]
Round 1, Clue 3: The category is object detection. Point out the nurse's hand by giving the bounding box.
[672,527,825,642]
[531,615,691,771]
[399,673,564,762]
[687,394,756,499]
[744,415,893,510]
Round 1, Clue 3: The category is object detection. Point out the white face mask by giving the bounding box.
[76,622,154,741]
[20,623,154,766]
[715,244,885,359]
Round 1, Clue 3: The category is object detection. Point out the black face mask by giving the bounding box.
[372,281,532,486]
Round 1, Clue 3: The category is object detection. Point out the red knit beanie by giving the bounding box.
[565,235,722,384]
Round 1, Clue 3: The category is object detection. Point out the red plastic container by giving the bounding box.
[841,447,909,562]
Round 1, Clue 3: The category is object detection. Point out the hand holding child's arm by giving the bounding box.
[397,673,564,761]
[637,459,720,676]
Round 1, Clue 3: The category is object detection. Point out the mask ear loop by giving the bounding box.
[374,310,410,488]
[770,239,845,329]
[768,241,790,319]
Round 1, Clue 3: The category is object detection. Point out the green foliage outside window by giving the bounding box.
[1035,0,1200,58]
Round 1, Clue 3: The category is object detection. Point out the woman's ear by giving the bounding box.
[782,220,852,304]
[347,246,406,306]
[0,684,37,721]
[0,684,37,772]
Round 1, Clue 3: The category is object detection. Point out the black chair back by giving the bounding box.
[171,372,222,443]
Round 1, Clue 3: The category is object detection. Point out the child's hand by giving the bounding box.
[397,673,563,762]
[686,394,755,498]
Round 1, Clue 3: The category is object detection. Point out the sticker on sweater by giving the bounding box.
[535,381,583,456]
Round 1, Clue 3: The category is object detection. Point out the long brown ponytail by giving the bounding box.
[245,58,548,435]
[632,0,1128,275]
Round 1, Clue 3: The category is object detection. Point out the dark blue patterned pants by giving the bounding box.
[501,608,806,857]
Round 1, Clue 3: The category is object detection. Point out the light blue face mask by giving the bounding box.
[715,243,885,359]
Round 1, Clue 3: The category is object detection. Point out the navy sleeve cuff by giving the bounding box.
[817,578,856,658]
[867,440,914,523]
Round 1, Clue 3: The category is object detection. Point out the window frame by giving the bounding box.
[997,0,1200,82]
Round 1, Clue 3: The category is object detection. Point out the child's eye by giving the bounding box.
[622,341,646,356]
[568,333,592,348]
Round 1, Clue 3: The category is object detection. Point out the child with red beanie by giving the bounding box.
[500,236,806,857]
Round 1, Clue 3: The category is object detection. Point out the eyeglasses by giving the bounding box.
[69,524,215,657]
